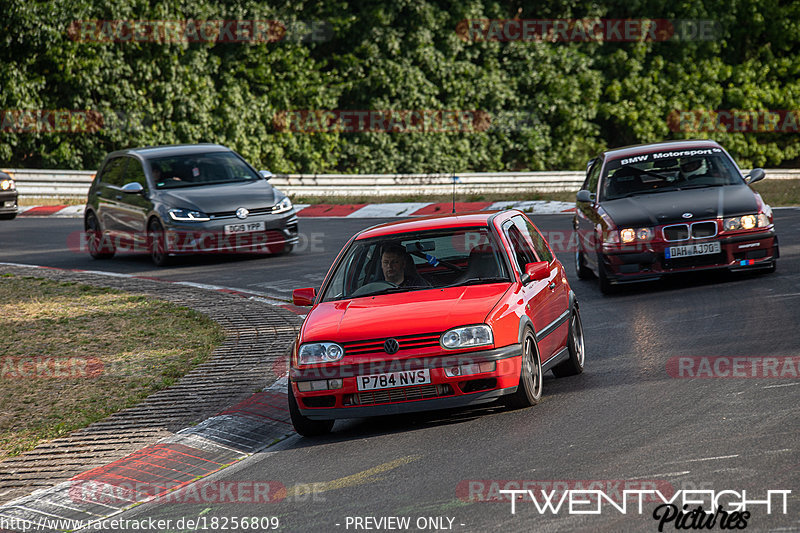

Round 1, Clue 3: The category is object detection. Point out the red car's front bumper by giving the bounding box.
[602,228,778,283]
[290,344,522,420]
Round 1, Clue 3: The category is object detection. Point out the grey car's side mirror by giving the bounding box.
[576,190,595,203]
[259,170,274,180]
[745,168,765,185]
[121,182,144,194]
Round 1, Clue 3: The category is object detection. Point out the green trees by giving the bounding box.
[0,0,797,171]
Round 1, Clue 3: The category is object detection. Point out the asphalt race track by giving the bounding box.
[1,211,799,532]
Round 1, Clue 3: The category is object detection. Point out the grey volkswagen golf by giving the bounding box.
[84,144,298,266]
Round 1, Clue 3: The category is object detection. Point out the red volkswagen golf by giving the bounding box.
[288,210,585,436]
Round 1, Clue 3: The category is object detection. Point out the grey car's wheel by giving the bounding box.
[148,218,171,267]
[85,212,115,259]
[288,382,334,437]
[504,330,542,408]
[552,307,586,377]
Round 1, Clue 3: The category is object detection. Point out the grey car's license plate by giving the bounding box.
[224,221,266,235]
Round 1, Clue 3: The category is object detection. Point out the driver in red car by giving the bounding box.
[381,243,429,287]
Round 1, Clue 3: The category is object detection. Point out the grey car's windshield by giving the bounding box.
[601,152,744,200]
[150,152,260,189]
[320,227,510,302]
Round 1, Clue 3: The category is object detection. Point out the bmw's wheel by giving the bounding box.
[505,330,542,408]
[552,307,585,377]
[288,382,334,437]
[575,245,593,280]
[148,218,171,267]
[597,255,617,294]
[85,212,115,259]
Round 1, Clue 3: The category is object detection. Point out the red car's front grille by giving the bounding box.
[353,384,451,406]
[342,333,441,356]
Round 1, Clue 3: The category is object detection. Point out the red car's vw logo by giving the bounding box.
[383,338,400,354]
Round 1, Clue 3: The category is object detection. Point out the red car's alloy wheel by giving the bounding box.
[505,330,542,408]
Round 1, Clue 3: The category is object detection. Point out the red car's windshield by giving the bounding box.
[320,227,510,302]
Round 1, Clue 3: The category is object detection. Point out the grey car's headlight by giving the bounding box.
[298,342,344,364]
[272,197,293,214]
[168,208,210,222]
[441,324,493,350]
[0,179,14,191]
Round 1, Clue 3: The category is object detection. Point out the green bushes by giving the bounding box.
[0,0,797,172]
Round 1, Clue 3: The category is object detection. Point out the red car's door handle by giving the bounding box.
[548,281,556,290]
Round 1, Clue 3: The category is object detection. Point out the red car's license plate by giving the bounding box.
[357,369,431,391]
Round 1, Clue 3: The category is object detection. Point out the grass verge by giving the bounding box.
[0,275,225,461]
[751,179,800,207]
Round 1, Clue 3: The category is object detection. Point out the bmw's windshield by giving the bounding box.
[150,152,261,189]
[601,149,744,200]
[320,227,510,302]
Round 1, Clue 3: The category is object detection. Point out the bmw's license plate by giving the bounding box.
[665,241,721,259]
[224,221,265,234]
[357,369,431,391]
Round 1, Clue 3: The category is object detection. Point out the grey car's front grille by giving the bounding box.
[209,206,276,219]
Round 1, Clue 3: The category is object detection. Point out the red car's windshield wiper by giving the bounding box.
[442,277,509,288]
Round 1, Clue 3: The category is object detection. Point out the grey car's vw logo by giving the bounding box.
[682,212,693,219]
[235,207,249,219]
[383,338,400,354]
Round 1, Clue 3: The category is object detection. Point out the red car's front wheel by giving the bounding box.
[289,382,334,437]
[505,330,542,408]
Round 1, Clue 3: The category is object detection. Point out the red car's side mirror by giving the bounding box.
[521,261,550,284]
[292,287,316,306]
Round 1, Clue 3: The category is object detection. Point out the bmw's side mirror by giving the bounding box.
[121,182,144,194]
[260,170,274,180]
[576,190,595,203]
[745,168,765,185]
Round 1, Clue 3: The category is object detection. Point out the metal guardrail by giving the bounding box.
[4,168,799,199]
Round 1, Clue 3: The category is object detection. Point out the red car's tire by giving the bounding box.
[288,381,334,437]
[552,307,586,378]
[504,329,542,408]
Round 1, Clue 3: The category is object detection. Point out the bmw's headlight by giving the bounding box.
[724,214,766,231]
[168,208,210,222]
[441,325,493,350]
[0,179,14,191]
[620,227,653,243]
[272,197,293,214]
[298,342,344,364]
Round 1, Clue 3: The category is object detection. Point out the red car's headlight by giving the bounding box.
[298,342,344,364]
[441,325,493,350]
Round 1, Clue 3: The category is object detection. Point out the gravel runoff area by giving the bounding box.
[0,264,302,505]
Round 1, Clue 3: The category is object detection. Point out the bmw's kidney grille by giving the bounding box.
[342,333,441,356]
[663,224,689,241]
[663,221,718,241]
[691,221,717,239]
